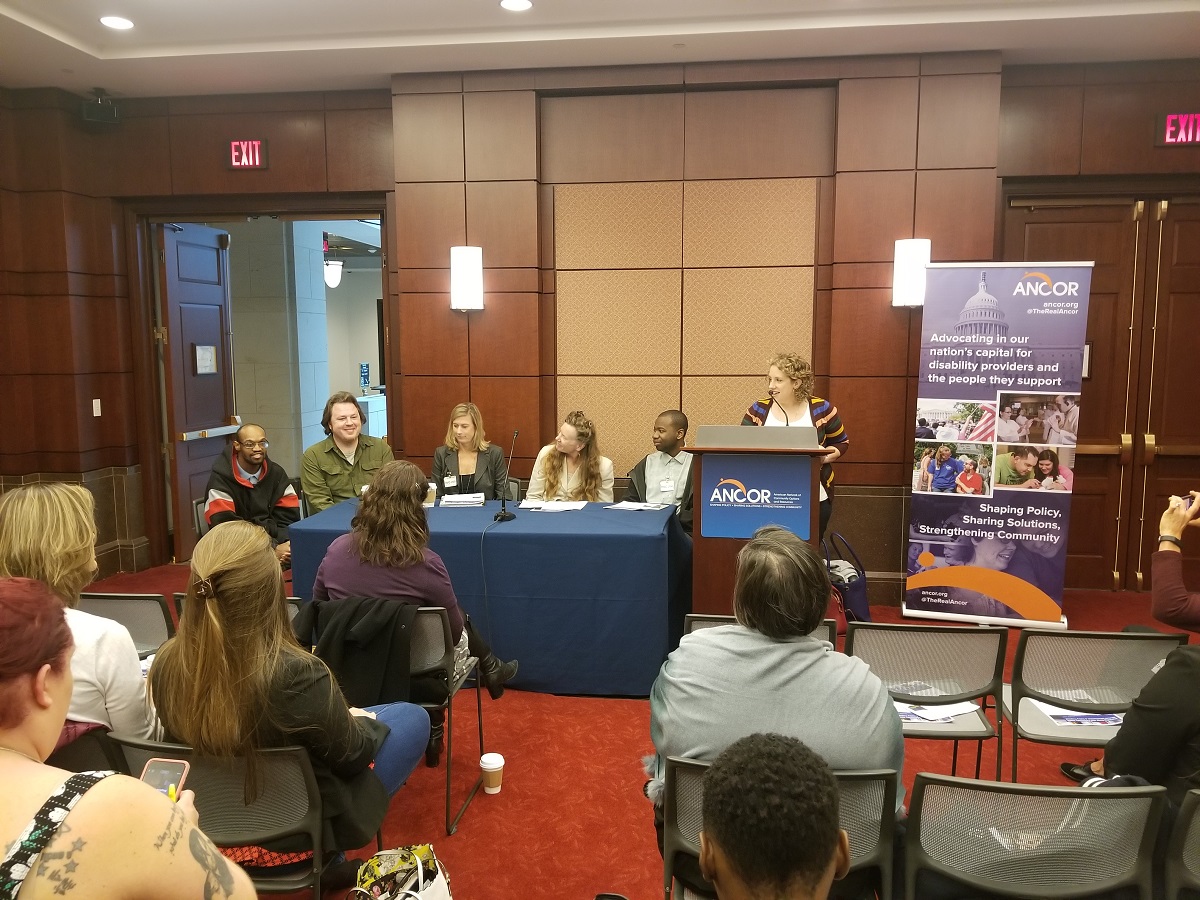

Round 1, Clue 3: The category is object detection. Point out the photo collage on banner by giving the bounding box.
[906,263,1093,626]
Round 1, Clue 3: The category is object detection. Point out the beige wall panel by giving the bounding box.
[682,268,813,374]
[554,183,682,270]
[556,376,681,476]
[540,93,684,184]
[684,179,816,268]
[683,376,767,430]
[556,270,682,375]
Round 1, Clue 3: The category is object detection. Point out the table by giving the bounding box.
[289,500,691,696]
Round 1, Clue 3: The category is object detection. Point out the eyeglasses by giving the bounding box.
[238,440,269,449]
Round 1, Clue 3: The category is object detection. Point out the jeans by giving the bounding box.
[363,701,431,795]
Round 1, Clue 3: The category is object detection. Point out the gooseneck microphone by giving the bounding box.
[769,388,790,425]
[494,429,519,522]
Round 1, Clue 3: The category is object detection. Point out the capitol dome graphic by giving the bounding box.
[953,272,1009,338]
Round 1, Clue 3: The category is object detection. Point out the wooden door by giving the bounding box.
[1003,197,1200,590]
[157,224,236,562]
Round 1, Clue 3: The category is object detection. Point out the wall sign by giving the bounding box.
[1157,113,1200,146]
[228,139,269,169]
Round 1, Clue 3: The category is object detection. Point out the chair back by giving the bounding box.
[684,614,837,645]
[78,592,175,656]
[289,476,310,519]
[1165,788,1200,899]
[109,734,323,886]
[662,756,708,899]
[46,727,124,773]
[845,622,1006,704]
[193,497,209,537]
[410,607,457,677]
[906,773,1165,900]
[1012,629,1187,713]
[286,596,302,623]
[504,478,522,502]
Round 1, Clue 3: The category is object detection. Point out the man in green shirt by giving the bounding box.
[994,445,1041,488]
[300,391,395,512]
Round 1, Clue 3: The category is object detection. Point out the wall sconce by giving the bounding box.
[323,259,343,289]
[892,238,931,307]
[450,246,484,310]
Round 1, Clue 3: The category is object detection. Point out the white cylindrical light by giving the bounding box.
[892,238,931,307]
[450,246,484,310]
[323,259,343,289]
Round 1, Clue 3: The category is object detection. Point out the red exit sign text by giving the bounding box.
[228,139,269,169]
[1157,113,1200,146]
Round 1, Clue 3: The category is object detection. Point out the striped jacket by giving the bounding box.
[741,395,847,489]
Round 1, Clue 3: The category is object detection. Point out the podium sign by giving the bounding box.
[700,453,813,540]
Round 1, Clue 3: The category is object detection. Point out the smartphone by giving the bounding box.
[140,757,190,796]
[1186,495,1195,510]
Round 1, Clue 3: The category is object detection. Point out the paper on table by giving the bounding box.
[518,500,587,511]
[890,680,943,697]
[893,700,979,722]
[1029,699,1124,726]
[606,501,670,511]
[439,493,486,507]
[893,701,952,724]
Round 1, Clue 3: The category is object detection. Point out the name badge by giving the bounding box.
[445,475,458,488]
[659,478,675,497]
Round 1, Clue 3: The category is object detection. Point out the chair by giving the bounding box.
[174,593,299,624]
[905,773,1166,900]
[663,756,898,900]
[410,607,486,835]
[1165,788,1200,900]
[683,613,838,645]
[503,477,523,502]
[109,735,326,899]
[192,497,209,537]
[78,592,175,658]
[1002,629,1187,782]
[289,476,310,519]
[46,727,124,772]
[845,622,1006,780]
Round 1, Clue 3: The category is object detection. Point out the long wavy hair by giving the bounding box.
[768,352,816,402]
[442,402,490,452]
[149,521,326,795]
[0,483,97,607]
[540,410,604,501]
[351,460,429,568]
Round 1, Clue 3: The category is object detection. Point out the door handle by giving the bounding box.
[1142,434,1157,466]
[1119,433,1133,466]
[178,424,240,442]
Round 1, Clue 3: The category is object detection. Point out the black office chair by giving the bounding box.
[78,592,175,658]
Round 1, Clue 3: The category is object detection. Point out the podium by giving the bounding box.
[690,425,827,615]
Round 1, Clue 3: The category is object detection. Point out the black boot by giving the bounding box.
[479,654,518,700]
[425,723,444,768]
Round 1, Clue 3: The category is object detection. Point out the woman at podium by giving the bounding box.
[526,410,615,502]
[741,353,848,538]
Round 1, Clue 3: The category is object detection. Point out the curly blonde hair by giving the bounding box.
[0,483,97,607]
[540,411,605,501]
[768,352,815,402]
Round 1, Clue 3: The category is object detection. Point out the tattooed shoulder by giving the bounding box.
[188,828,236,900]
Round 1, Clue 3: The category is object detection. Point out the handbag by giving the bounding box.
[347,844,452,900]
[822,532,871,624]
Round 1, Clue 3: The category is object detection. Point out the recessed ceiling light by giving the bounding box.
[500,0,533,10]
[100,16,134,30]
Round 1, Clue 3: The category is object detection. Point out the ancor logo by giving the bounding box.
[710,478,772,504]
[1013,271,1079,297]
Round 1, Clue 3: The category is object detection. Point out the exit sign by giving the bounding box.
[1157,113,1200,146]
[228,139,269,169]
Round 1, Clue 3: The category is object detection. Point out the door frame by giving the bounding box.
[122,193,390,565]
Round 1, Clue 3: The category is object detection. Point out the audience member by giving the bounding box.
[0,483,156,741]
[0,576,257,900]
[203,423,300,563]
[301,391,394,513]
[149,521,430,883]
[625,410,693,531]
[1149,491,1200,629]
[647,525,902,899]
[742,353,848,539]
[431,402,507,500]
[526,410,614,502]
[700,733,850,900]
[915,418,935,439]
[310,460,518,765]
[993,445,1041,488]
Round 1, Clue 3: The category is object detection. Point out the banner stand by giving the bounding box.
[901,603,1067,630]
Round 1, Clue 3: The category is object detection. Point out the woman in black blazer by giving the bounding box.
[431,402,507,500]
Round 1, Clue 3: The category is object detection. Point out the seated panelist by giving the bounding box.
[625,409,693,531]
[301,391,394,513]
[432,402,507,500]
[526,410,614,502]
[204,423,299,564]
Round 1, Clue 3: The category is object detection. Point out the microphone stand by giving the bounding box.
[770,389,790,426]
[494,429,519,522]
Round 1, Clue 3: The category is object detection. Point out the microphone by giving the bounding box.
[769,388,790,425]
[494,429,519,522]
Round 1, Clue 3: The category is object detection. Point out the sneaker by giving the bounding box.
[1060,760,1098,783]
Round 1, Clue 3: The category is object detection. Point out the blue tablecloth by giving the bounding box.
[289,500,691,696]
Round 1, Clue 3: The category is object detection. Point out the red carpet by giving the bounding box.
[90,567,1191,900]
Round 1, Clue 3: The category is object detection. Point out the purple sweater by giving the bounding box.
[312,534,465,641]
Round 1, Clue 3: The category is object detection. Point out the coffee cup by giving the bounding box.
[424,482,437,507]
[480,752,505,794]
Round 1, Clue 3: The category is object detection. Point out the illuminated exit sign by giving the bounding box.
[228,139,269,169]
[1157,113,1200,146]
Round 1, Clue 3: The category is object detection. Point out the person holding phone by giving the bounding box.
[0,576,257,900]
[149,521,431,886]
[1149,491,1200,629]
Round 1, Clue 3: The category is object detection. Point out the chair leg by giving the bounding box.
[444,670,486,836]
[974,739,983,780]
[950,739,959,776]
[1011,731,1019,782]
